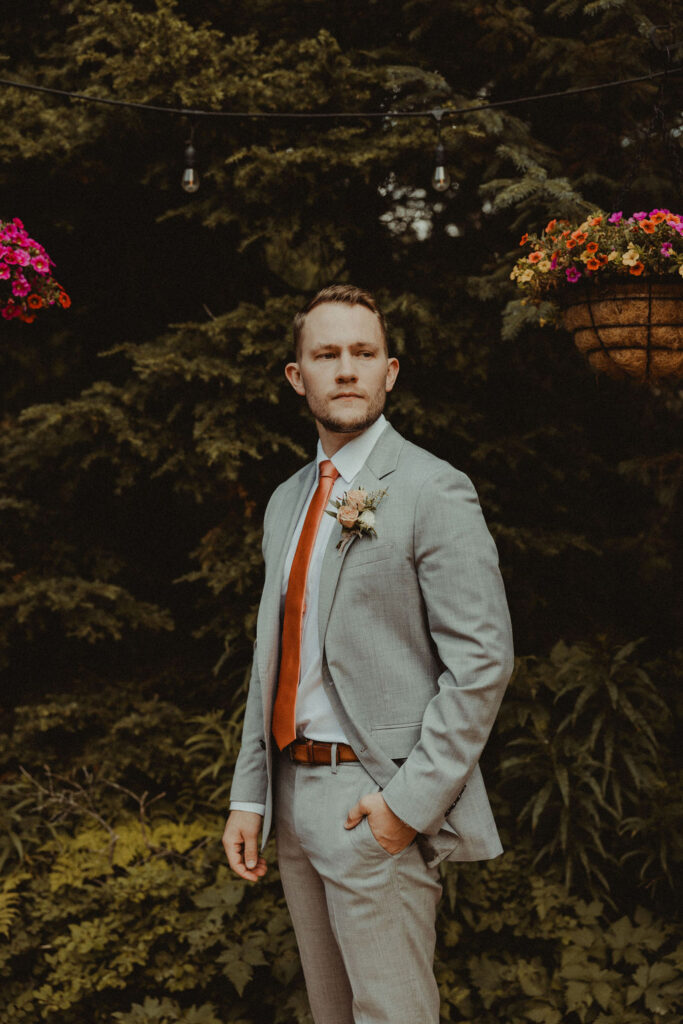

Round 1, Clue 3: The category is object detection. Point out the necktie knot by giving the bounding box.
[319,460,339,481]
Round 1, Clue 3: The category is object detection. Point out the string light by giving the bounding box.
[431,109,451,193]
[181,126,199,193]
[0,67,680,194]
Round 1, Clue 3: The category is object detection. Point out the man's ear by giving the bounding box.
[285,361,306,396]
[385,357,399,392]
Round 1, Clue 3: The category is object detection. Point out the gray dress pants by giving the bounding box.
[275,751,442,1024]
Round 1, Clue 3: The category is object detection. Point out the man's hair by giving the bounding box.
[292,284,388,357]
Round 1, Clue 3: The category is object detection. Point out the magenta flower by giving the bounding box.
[31,255,49,274]
[3,250,17,265]
[661,242,673,256]
[550,253,559,269]
[0,264,9,280]
[14,248,30,267]
[608,211,623,224]
[566,267,582,283]
[632,211,647,221]
[12,275,30,297]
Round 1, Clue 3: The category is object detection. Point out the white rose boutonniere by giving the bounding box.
[326,486,387,551]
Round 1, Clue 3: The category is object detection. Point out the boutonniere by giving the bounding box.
[326,486,388,552]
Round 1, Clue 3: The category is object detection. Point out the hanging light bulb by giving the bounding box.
[430,108,451,193]
[431,140,451,192]
[181,134,199,193]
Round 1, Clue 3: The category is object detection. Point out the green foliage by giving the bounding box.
[497,639,683,898]
[1,667,681,1023]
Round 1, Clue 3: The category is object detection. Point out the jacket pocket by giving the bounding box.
[344,542,395,568]
[370,722,422,759]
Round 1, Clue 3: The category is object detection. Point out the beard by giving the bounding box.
[306,389,387,435]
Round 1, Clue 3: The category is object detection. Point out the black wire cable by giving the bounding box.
[0,67,680,121]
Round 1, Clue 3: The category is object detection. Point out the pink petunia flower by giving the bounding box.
[632,211,647,221]
[0,264,9,280]
[608,211,623,224]
[661,242,674,256]
[566,266,582,283]
[14,248,30,267]
[31,255,49,274]
[12,275,30,297]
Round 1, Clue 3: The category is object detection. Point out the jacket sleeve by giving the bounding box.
[229,643,268,806]
[380,464,514,835]
[229,494,278,808]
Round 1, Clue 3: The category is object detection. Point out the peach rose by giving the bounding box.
[338,505,359,528]
[346,488,368,509]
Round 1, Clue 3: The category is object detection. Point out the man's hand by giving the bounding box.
[344,792,417,855]
[222,810,268,882]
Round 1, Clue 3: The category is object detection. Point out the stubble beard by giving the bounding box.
[306,390,387,436]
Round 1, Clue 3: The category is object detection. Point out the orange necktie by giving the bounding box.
[272,459,340,750]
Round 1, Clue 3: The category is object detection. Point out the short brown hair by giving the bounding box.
[292,284,388,357]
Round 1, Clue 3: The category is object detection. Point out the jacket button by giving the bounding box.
[259,739,266,750]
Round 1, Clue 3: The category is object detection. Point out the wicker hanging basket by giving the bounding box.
[560,279,683,381]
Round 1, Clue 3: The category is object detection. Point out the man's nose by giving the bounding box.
[336,352,357,379]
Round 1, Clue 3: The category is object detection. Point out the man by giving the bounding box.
[222,285,514,1024]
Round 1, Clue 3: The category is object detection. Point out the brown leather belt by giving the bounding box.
[287,739,359,765]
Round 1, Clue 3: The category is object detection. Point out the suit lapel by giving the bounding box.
[317,423,404,649]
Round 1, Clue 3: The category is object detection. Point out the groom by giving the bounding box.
[223,285,514,1024]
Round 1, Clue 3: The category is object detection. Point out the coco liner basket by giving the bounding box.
[560,279,683,381]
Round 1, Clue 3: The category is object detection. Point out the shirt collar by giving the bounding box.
[315,414,388,484]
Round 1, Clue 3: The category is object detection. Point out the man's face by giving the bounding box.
[285,303,399,448]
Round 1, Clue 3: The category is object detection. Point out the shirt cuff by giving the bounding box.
[230,801,266,816]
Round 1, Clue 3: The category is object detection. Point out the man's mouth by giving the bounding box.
[333,392,363,399]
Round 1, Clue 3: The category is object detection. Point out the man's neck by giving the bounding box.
[318,427,366,458]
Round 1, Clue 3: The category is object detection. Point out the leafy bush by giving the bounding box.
[1,640,681,1023]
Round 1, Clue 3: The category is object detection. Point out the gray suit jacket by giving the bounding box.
[230,422,514,866]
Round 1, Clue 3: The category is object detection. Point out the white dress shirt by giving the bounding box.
[230,414,388,815]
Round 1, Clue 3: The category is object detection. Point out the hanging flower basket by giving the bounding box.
[511,208,683,382]
[0,217,70,323]
[559,279,683,381]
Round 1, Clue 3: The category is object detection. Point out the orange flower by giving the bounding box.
[560,230,571,239]
[629,262,645,275]
[566,239,577,249]
[588,216,603,227]
[586,258,601,271]
[58,291,71,308]
[571,230,588,244]
[528,250,545,264]
[651,212,666,224]
[585,242,599,253]
[598,254,609,266]
[28,294,43,309]
[519,233,529,246]
[639,220,655,234]
[20,313,36,323]
[545,219,557,234]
